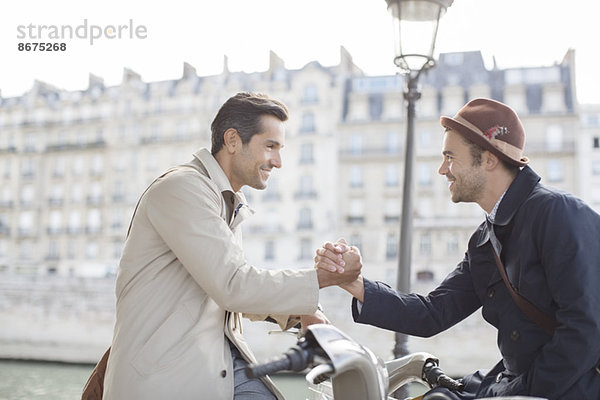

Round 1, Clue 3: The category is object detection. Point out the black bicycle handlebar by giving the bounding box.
[423,360,464,392]
[245,341,314,379]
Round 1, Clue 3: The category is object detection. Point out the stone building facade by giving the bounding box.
[0,48,594,370]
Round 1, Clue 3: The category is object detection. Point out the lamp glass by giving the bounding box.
[388,0,446,71]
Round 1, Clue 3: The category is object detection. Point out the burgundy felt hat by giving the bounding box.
[440,98,529,167]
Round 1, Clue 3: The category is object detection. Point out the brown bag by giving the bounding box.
[81,347,111,399]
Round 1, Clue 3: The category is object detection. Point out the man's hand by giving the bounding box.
[315,239,362,292]
[300,310,330,332]
[314,240,350,273]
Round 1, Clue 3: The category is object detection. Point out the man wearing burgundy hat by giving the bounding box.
[317,98,600,399]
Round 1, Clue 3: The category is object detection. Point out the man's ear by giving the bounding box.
[223,128,239,154]
[484,150,500,171]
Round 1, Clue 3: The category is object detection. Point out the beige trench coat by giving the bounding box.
[103,148,319,399]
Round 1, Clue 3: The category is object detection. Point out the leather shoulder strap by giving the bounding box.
[490,247,558,335]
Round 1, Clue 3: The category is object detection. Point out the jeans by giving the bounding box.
[229,340,277,400]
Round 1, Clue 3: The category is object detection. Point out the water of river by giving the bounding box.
[0,360,308,400]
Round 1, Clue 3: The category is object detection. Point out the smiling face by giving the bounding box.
[438,129,486,204]
[229,114,285,192]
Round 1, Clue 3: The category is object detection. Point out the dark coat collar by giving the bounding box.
[494,166,541,226]
[476,166,541,247]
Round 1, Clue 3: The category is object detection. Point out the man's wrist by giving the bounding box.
[340,275,365,302]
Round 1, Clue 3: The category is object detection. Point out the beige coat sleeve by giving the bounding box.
[144,170,319,316]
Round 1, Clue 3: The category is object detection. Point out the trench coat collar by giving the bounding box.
[476,166,541,248]
[193,148,235,194]
[192,148,254,226]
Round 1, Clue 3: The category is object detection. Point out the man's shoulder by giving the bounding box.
[518,182,600,230]
[146,164,220,200]
[526,182,587,212]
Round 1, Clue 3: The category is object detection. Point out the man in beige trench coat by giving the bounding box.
[93,92,361,400]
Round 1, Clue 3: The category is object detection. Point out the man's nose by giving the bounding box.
[271,151,282,169]
[438,160,448,175]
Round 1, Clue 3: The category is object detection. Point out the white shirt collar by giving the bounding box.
[487,191,506,223]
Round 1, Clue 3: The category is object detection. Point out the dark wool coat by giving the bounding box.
[353,166,600,399]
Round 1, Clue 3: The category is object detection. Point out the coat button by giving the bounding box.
[487,288,495,298]
[510,330,520,341]
[221,370,227,378]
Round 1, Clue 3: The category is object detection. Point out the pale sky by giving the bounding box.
[1,0,599,103]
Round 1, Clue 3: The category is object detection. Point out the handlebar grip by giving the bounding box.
[246,355,294,379]
[246,344,312,379]
[423,361,464,392]
[436,374,464,392]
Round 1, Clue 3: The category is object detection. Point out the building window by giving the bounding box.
[0,188,11,207]
[545,125,563,151]
[350,165,363,188]
[298,207,313,230]
[585,115,599,127]
[0,213,9,235]
[111,209,123,231]
[91,154,104,176]
[386,234,398,260]
[299,238,313,260]
[20,184,35,206]
[264,240,275,261]
[385,164,399,187]
[264,209,279,233]
[384,199,400,223]
[88,182,103,205]
[296,175,315,199]
[368,94,383,120]
[350,133,363,155]
[72,185,83,203]
[419,130,433,148]
[593,137,599,149]
[301,85,318,104]
[3,159,11,179]
[87,209,102,234]
[417,270,434,281]
[68,211,81,234]
[447,234,459,255]
[300,113,316,133]
[19,240,34,260]
[21,158,34,178]
[67,241,77,259]
[18,212,35,236]
[53,157,66,178]
[24,132,37,152]
[0,239,7,258]
[418,163,432,187]
[113,241,123,259]
[47,240,60,260]
[86,241,99,259]
[347,199,365,224]
[546,159,564,182]
[419,232,432,256]
[49,210,62,235]
[592,161,600,176]
[113,181,126,203]
[263,177,281,201]
[299,143,314,164]
[72,156,85,176]
[386,132,400,154]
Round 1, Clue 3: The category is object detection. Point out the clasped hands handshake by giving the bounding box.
[299,238,365,331]
[314,238,365,302]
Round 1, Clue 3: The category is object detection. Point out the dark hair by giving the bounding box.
[453,128,519,174]
[210,92,289,154]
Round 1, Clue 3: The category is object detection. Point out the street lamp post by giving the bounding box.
[384,0,453,397]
